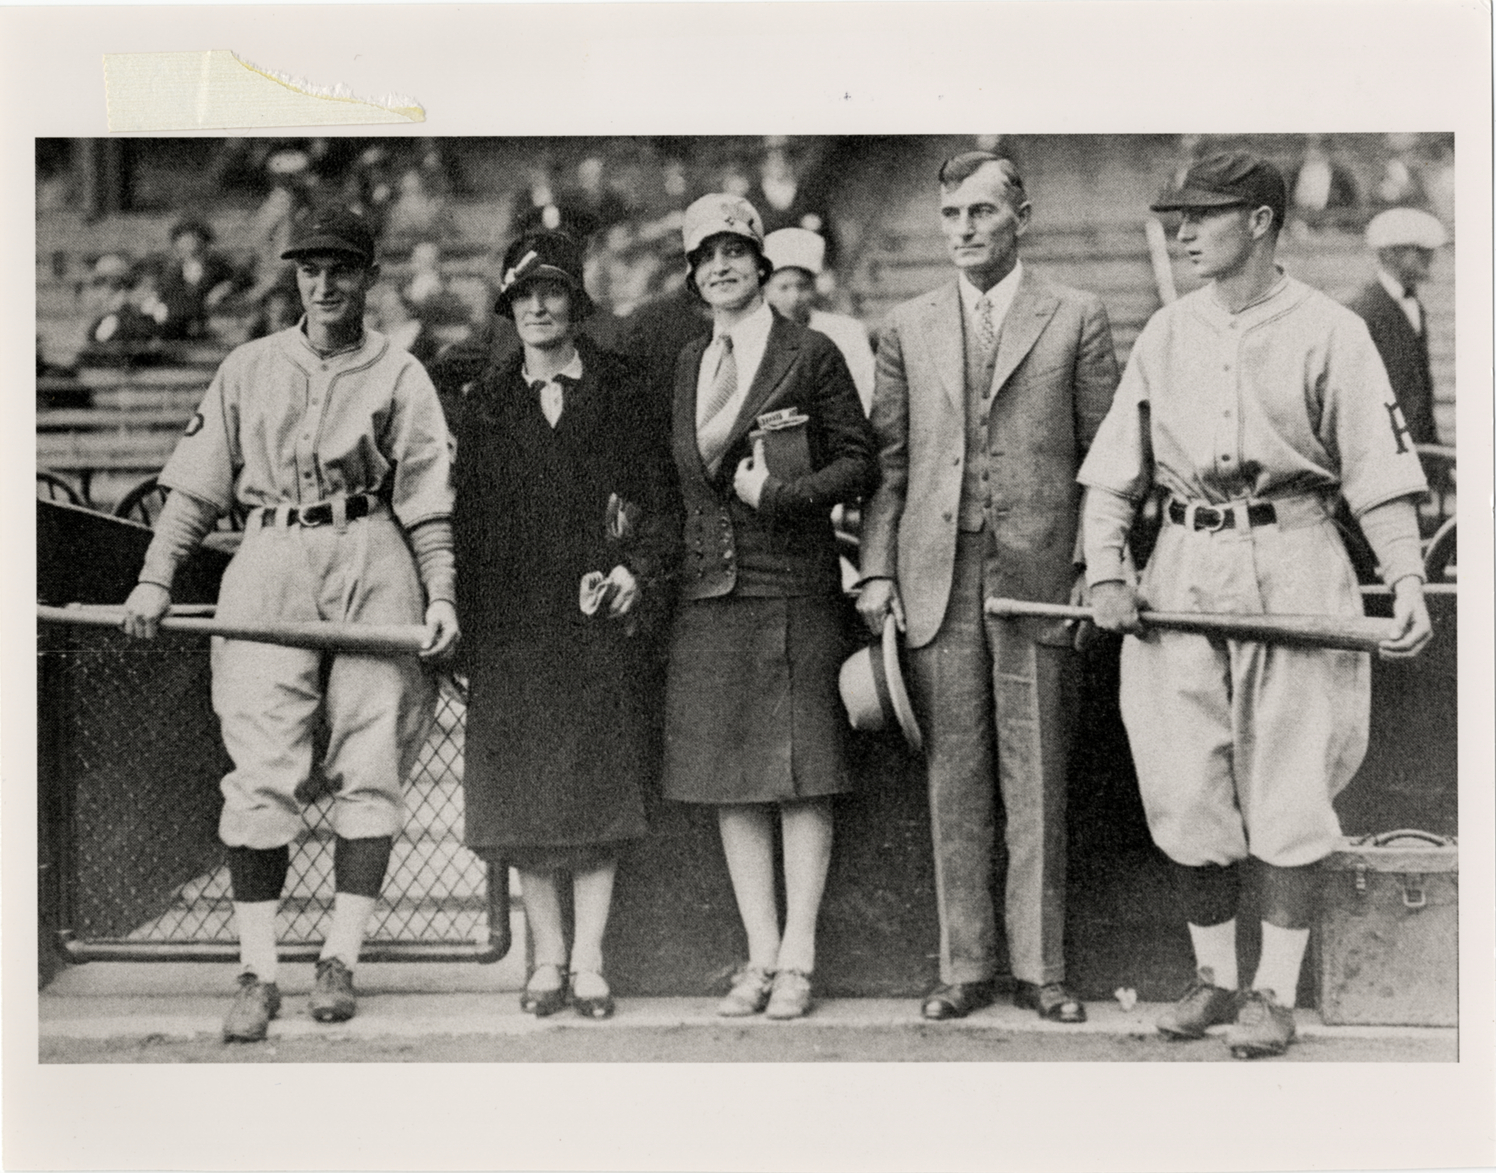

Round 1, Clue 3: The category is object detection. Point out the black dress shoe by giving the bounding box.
[1013,980,1087,1023]
[921,980,997,1020]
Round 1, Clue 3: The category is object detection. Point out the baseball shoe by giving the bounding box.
[1225,989,1297,1059]
[1157,967,1241,1039]
[223,972,281,1043]
[309,957,357,1023]
[1013,980,1087,1023]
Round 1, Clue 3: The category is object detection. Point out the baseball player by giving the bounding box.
[122,204,459,1042]
[1079,153,1432,1058]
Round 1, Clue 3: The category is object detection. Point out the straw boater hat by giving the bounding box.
[838,615,922,752]
[1365,207,1448,252]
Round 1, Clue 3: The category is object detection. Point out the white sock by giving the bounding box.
[1253,922,1310,1008]
[234,901,279,984]
[320,893,377,971]
[1187,920,1238,989]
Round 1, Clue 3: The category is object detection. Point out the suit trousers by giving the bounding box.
[909,530,1076,987]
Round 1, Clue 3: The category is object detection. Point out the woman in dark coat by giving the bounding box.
[663,195,878,1019]
[452,232,678,1019]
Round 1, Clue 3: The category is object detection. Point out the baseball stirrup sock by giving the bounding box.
[227,844,290,903]
[1169,860,1240,928]
[1256,859,1319,929]
[233,900,279,983]
[333,835,393,899]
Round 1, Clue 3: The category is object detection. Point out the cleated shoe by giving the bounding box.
[223,972,281,1043]
[309,957,357,1023]
[1157,967,1241,1039]
[1225,989,1297,1059]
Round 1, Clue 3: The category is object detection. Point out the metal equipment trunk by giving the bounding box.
[1318,831,1458,1026]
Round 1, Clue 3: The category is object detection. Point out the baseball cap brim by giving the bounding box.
[1149,187,1252,213]
[281,237,373,262]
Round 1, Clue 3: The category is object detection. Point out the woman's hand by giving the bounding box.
[422,600,461,661]
[733,454,770,510]
[604,565,640,618]
[122,582,171,639]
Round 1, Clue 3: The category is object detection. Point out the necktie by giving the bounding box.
[975,295,998,365]
[533,377,566,428]
[696,335,738,471]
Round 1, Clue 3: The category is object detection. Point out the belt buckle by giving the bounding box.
[1187,503,1226,532]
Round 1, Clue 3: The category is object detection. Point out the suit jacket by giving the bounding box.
[861,270,1119,648]
[1346,280,1437,446]
[672,310,878,601]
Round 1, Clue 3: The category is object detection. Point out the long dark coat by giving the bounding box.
[452,338,680,859]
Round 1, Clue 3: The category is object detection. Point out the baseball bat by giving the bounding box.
[38,604,433,656]
[984,598,1400,652]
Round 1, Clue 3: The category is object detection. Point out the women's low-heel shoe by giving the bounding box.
[520,964,570,1017]
[765,968,814,1020]
[716,966,775,1017]
[570,971,615,1020]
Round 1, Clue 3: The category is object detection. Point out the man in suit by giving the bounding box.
[857,152,1119,1021]
[1346,207,1448,449]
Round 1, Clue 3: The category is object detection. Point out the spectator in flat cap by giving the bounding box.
[1346,207,1449,449]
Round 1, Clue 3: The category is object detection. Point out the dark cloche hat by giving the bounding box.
[1151,151,1288,229]
[281,204,377,266]
[494,231,594,319]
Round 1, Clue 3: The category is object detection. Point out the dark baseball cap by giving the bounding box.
[281,205,376,266]
[494,231,594,319]
[1151,151,1287,229]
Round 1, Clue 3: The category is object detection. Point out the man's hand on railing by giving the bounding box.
[121,582,171,640]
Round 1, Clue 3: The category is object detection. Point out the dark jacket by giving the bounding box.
[1346,279,1438,446]
[672,310,877,601]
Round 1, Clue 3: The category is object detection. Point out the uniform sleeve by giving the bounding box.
[856,315,911,582]
[756,337,879,523]
[1321,314,1428,516]
[156,365,241,513]
[1077,321,1155,501]
[386,357,456,527]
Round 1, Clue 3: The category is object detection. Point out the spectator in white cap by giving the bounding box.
[1346,207,1449,447]
[763,228,877,414]
[661,192,877,1021]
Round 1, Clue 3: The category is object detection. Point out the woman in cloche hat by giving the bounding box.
[451,231,680,1020]
[660,194,878,1019]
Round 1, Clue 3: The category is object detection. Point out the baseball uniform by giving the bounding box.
[1079,273,1426,868]
[152,323,454,849]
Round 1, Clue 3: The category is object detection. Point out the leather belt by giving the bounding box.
[1168,499,1277,532]
[259,494,378,528]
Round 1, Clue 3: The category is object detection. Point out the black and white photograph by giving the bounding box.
[6,5,1492,1172]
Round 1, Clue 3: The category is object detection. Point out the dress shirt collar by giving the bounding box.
[959,260,1024,325]
[522,349,584,387]
[1376,268,1423,333]
[712,298,775,353]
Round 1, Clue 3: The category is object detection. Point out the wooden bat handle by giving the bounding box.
[984,598,1400,653]
[38,605,432,656]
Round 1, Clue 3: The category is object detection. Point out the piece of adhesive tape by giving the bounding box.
[103,50,424,131]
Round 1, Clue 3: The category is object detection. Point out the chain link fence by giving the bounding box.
[40,622,507,964]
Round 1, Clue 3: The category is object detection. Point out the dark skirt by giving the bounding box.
[463,634,652,860]
[662,594,852,804]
